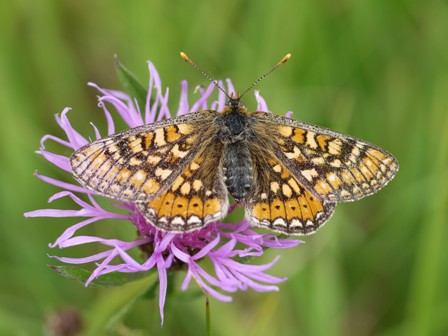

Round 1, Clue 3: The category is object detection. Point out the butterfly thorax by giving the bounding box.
[216,99,253,202]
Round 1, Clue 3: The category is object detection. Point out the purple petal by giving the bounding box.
[177,80,189,116]
[213,238,237,256]
[25,208,87,218]
[170,243,190,263]
[220,255,281,273]
[98,101,116,135]
[225,79,236,100]
[191,271,233,302]
[34,172,95,194]
[40,134,71,149]
[90,122,102,140]
[87,252,118,286]
[192,235,221,260]
[194,263,236,292]
[89,83,143,128]
[181,270,193,291]
[50,217,102,247]
[39,150,71,172]
[156,88,171,121]
[255,91,269,112]
[49,250,111,264]
[157,258,168,325]
[231,270,279,292]
[56,108,88,149]
[156,233,174,251]
[190,83,215,112]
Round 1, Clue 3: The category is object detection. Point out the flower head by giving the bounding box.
[25,60,301,323]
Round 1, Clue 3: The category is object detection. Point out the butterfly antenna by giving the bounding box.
[239,53,291,99]
[180,52,231,99]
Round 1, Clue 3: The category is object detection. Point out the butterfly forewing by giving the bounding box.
[70,111,217,201]
[251,112,399,203]
[136,142,229,233]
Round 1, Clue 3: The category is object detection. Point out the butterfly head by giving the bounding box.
[226,93,246,113]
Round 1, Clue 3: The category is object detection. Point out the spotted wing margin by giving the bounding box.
[136,141,229,233]
[245,150,335,235]
[251,112,399,203]
[70,111,218,201]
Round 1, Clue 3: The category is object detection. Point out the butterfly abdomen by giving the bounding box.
[223,141,253,202]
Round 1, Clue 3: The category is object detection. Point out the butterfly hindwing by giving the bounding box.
[251,112,399,203]
[70,111,217,201]
[246,150,336,235]
[137,142,229,233]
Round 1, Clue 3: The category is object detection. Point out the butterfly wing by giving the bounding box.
[70,111,218,201]
[251,112,399,203]
[245,150,336,235]
[137,141,229,233]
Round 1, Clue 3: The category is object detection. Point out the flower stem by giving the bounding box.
[205,293,212,336]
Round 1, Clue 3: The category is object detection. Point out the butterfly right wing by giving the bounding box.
[70,111,217,201]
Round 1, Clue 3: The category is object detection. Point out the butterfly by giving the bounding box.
[70,53,398,235]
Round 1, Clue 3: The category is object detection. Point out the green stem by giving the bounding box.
[205,294,212,336]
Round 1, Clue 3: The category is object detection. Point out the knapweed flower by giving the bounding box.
[25,60,301,323]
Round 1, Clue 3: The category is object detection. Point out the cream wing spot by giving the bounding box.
[171,144,189,158]
[273,164,282,173]
[306,131,318,149]
[270,182,280,193]
[147,155,162,164]
[279,125,293,137]
[154,128,166,146]
[285,146,304,160]
[302,168,319,182]
[282,184,293,198]
[192,179,203,191]
[155,167,173,180]
[190,161,200,170]
[177,124,193,134]
[129,157,142,166]
[330,159,342,168]
[288,178,302,194]
[180,182,191,195]
[311,157,325,165]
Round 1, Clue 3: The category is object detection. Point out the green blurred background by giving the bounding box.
[1,0,448,335]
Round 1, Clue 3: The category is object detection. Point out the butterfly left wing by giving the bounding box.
[246,151,336,235]
[251,112,399,203]
[136,142,229,233]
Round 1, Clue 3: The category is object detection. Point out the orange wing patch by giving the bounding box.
[246,156,335,235]
[136,145,228,233]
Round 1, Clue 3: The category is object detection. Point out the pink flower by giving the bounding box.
[25,60,301,323]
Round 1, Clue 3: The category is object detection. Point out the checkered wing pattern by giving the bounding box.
[70,111,217,201]
[246,150,336,235]
[136,142,229,233]
[252,112,399,203]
